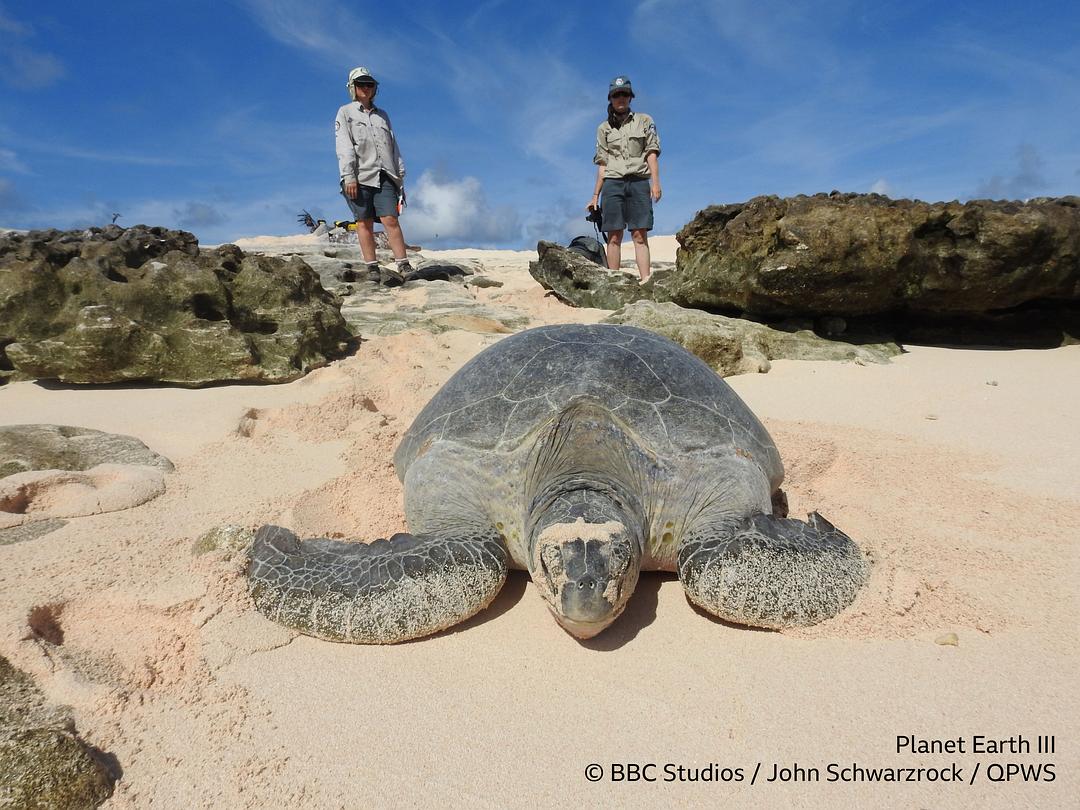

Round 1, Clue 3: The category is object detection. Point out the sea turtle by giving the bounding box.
[248,324,870,643]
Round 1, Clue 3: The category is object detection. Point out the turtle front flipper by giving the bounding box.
[677,512,870,629]
[248,525,508,643]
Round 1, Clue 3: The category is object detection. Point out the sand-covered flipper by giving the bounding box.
[248,525,508,643]
[677,512,870,629]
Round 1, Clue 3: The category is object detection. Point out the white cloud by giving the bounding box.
[405,170,519,247]
[974,143,1047,201]
[522,196,593,247]
[870,179,892,196]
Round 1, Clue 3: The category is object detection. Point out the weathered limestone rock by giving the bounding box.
[224,239,529,338]
[0,225,352,386]
[603,300,900,376]
[665,193,1080,320]
[0,425,173,544]
[341,280,529,338]
[0,424,173,478]
[0,655,115,808]
[529,241,652,310]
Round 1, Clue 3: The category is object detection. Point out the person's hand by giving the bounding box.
[586,195,599,212]
[344,181,359,200]
[651,182,662,203]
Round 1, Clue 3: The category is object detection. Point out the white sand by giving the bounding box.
[1,245,1077,807]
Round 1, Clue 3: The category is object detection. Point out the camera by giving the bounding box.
[585,207,603,226]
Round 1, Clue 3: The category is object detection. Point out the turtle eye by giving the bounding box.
[607,543,629,574]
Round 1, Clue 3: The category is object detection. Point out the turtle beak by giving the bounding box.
[554,615,616,640]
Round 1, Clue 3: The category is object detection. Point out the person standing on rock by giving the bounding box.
[335,66,414,287]
[586,75,662,283]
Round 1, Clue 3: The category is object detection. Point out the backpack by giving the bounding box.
[567,235,606,266]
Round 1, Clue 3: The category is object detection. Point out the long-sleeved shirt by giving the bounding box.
[334,102,406,188]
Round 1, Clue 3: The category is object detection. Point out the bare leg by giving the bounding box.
[606,229,624,271]
[356,219,377,263]
[379,215,408,261]
[631,229,651,281]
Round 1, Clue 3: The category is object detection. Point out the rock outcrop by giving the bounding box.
[0,225,352,386]
[236,239,529,337]
[665,194,1080,323]
[529,241,654,310]
[341,280,529,338]
[0,424,173,478]
[603,301,900,376]
[0,655,115,808]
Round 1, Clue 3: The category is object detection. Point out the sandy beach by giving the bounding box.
[1,240,1077,808]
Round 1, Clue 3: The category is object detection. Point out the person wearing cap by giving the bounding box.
[335,66,413,286]
[586,75,661,282]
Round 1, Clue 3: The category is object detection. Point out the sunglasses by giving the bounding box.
[353,81,376,88]
[611,91,632,98]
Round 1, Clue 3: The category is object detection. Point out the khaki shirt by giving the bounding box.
[593,112,660,179]
[335,102,406,188]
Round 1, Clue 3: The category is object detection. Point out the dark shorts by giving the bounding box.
[601,176,653,232]
[342,171,399,221]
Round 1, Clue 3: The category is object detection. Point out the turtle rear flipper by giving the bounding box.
[677,512,870,629]
[248,525,507,643]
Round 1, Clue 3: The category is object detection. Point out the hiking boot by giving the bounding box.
[364,263,381,283]
[379,265,405,287]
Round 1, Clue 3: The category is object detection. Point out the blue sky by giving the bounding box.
[1,0,1078,248]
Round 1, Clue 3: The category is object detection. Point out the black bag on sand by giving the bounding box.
[567,235,606,266]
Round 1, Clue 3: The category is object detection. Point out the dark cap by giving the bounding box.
[608,76,634,98]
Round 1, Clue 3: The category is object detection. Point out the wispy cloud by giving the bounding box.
[632,0,857,76]
[4,48,64,89]
[0,4,28,35]
[212,104,326,175]
[0,5,65,89]
[0,147,30,174]
[16,141,196,167]
[237,0,415,77]
[734,102,978,178]
[432,35,595,177]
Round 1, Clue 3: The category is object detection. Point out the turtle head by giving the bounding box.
[530,518,641,639]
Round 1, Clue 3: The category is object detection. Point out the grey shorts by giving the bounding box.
[601,176,653,232]
[342,171,399,221]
